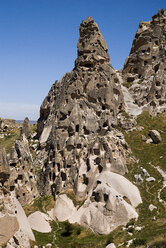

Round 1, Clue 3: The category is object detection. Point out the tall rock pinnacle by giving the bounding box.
[34,17,135,234]
[75,16,110,68]
[122,9,166,114]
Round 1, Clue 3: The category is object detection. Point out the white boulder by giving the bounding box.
[28,211,52,233]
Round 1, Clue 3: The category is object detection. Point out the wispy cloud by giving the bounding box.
[0,102,40,120]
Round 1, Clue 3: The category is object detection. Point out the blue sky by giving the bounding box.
[0,0,166,120]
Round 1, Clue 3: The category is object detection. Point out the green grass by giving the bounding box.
[160,187,166,202]
[0,128,20,153]
[123,81,133,88]
[24,195,55,216]
[115,111,166,247]
[63,189,86,208]
[125,111,166,172]
[31,221,114,248]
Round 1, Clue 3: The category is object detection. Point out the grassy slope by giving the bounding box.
[32,221,114,248]
[0,128,20,153]
[113,112,166,247]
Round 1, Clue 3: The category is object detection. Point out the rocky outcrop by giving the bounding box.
[0,147,10,183]
[34,16,142,234]
[52,171,142,234]
[123,9,166,115]
[20,117,31,139]
[36,17,127,199]
[0,148,35,247]
[8,134,39,205]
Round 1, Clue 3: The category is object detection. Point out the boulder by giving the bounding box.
[0,215,19,245]
[106,243,116,248]
[52,194,77,222]
[28,211,51,233]
[149,130,161,144]
[52,171,142,234]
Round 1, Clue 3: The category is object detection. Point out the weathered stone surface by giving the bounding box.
[9,134,39,205]
[0,190,35,247]
[36,17,126,202]
[32,16,143,235]
[28,211,51,233]
[149,129,162,143]
[0,214,19,245]
[0,147,10,181]
[52,171,142,234]
[75,16,110,68]
[122,9,166,115]
[20,117,31,139]
[106,243,116,248]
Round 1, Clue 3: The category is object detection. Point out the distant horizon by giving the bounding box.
[0,0,166,119]
[16,119,37,123]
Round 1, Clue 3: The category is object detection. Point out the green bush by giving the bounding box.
[61,221,74,237]
[132,238,146,246]
[105,234,113,246]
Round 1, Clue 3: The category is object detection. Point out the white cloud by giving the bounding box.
[0,102,40,120]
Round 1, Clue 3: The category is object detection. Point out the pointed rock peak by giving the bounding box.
[75,16,110,68]
[152,9,166,23]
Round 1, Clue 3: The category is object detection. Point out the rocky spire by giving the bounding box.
[122,9,166,114]
[75,16,110,68]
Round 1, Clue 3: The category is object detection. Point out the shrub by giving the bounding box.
[61,221,73,237]
[133,238,146,246]
[105,234,113,246]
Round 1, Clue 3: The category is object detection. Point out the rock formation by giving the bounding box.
[20,117,31,139]
[35,16,142,234]
[9,133,38,205]
[0,147,35,247]
[123,9,166,115]
[36,16,126,196]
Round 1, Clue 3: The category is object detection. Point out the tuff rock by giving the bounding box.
[0,147,36,247]
[20,117,31,139]
[149,129,162,143]
[123,9,166,115]
[36,16,127,200]
[34,16,142,234]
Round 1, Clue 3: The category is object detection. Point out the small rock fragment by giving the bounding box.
[149,204,157,211]
[149,130,161,144]
[146,177,156,182]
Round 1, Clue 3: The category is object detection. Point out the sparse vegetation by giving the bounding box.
[0,128,20,153]
[132,238,146,246]
[123,81,133,88]
[160,187,166,202]
[118,111,166,247]
[63,189,86,208]
[24,195,55,216]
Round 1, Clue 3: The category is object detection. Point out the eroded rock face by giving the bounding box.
[123,9,166,114]
[0,147,10,183]
[36,17,127,201]
[20,117,31,139]
[0,148,35,247]
[52,171,142,234]
[9,134,39,205]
